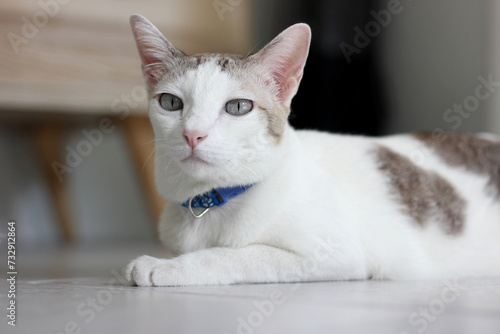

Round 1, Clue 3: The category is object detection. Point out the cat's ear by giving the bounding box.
[130,14,184,90]
[253,23,311,106]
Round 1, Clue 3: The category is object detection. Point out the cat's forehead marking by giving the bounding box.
[414,132,500,197]
[162,54,243,84]
[189,53,243,71]
[375,145,465,235]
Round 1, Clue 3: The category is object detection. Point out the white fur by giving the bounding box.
[125,17,500,286]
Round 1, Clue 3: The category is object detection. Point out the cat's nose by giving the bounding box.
[183,129,207,149]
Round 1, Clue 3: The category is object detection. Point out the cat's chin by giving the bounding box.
[176,155,253,187]
[178,154,219,180]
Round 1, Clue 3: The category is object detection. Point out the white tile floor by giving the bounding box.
[1,243,500,334]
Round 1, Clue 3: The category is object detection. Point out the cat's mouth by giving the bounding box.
[181,154,212,166]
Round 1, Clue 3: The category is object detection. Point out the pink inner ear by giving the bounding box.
[260,24,311,104]
[272,60,305,102]
[130,15,180,90]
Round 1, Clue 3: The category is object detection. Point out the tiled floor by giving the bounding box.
[1,243,500,334]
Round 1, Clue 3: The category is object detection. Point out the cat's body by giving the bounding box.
[125,15,500,286]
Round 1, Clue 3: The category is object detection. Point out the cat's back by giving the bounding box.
[374,131,500,200]
[296,129,500,194]
[296,128,500,230]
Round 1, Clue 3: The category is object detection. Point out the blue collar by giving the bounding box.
[181,184,252,218]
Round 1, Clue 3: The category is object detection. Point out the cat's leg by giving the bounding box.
[124,242,361,286]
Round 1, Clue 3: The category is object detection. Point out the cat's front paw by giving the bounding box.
[124,255,161,286]
[124,255,189,287]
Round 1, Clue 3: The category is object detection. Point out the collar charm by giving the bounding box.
[182,185,252,218]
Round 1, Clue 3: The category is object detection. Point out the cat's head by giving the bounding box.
[130,15,310,201]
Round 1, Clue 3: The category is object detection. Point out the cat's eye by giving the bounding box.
[159,93,183,111]
[225,99,253,116]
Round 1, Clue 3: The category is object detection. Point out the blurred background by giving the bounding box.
[1,0,500,250]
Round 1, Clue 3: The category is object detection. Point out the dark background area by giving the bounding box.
[255,0,385,135]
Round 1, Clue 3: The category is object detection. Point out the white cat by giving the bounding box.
[124,15,500,286]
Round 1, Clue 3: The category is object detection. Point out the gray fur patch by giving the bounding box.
[257,104,289,142]
[161,53,244,83]
[190,53,243,71]
[414,132,500,197]
[376,145,465,235]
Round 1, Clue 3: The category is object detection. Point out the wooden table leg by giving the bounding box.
[122,116,165,225]
[32,124,74,243]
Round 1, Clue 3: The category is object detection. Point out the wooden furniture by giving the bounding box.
[0,0,252,241]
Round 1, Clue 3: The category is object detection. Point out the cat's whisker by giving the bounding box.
[244,41,261,58]
[140,148,157,176]
[228,155,260,179]
[163,156,174,175]
[145,138,158,145]
[239,164,259,179]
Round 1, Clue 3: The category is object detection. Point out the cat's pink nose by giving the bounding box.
[183,129,207,149]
